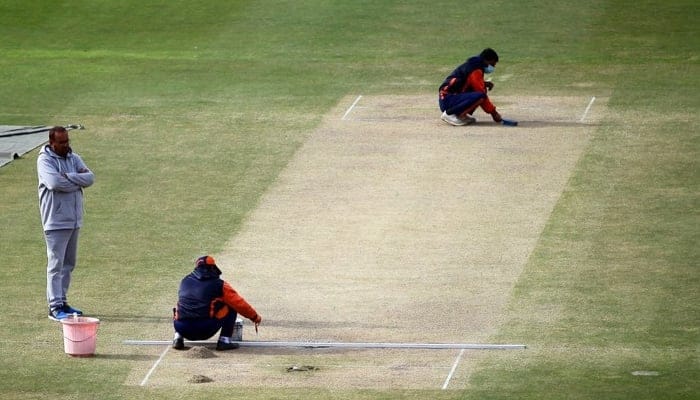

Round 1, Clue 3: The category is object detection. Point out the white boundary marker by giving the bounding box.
[580,96,596,122]
[125,339,526,350]
[442,348,465,390]
[341,94,362,120]
[140,345,169,386]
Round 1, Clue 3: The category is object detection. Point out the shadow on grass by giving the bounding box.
[468,120,599,128]
[96,314,172,323]
[90,316,384,327]
[259,319,389,329]
[93,353,158,361]
[520,120,600,128]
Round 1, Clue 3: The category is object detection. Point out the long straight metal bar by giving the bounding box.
[123,339,526,350]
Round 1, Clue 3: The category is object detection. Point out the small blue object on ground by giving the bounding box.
[502,119,518,126]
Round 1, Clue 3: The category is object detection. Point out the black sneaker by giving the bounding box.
[215,341,240,351]
[63,304,83,315]
[172,337,185,350]
[48,307,71,321]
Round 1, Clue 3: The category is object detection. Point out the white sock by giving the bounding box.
[218,336,231,344]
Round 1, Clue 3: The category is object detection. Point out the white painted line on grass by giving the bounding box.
[140,345,169,387]
[580,96,596,122]
[442,348,465,390]
[341,95,362,120]
[124,339,526,350]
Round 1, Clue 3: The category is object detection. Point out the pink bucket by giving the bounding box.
[61,316,100,357]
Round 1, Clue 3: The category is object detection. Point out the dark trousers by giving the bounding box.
[439,92,485,115]
[174,310,237,340]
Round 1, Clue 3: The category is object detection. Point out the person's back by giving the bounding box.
[438,55,484,95]
[175,264,224,320]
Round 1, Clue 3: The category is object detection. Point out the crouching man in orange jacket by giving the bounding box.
[172,255,262,351]
[438,47,503,126]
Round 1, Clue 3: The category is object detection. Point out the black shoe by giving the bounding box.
[172,337,185,350]
[48,307,71,322]
[63,304,83,315]
[215,341,240,351]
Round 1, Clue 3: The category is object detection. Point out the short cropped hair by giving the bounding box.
[480,48,499,63]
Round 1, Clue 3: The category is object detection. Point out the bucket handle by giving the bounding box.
[63,333,98,343]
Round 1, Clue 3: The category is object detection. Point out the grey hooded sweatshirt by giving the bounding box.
[37,144,94,231]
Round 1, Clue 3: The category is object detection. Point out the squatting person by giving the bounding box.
[37,126,95,321]
[172,255,262,351]
[438,47,503,126]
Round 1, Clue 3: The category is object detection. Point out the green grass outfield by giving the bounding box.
[0,1,697,399]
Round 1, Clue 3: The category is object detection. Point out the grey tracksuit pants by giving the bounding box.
[44,228,80,310]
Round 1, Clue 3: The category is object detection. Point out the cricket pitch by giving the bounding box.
[127,94,606,389]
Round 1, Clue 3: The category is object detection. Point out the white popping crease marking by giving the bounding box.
[341,95,363,120]
[140,345,169,386]
[580,96,596,122]
[442,348,465,390]
[124,339,527,349]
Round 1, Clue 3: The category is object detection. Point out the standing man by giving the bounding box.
[37,126,94,321]
[173,255,262,351]
[438,48,503,126]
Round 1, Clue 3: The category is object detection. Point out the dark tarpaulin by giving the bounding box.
[0,125,83,168]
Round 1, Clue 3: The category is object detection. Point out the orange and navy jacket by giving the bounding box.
[439,55,497,113]
[174,266,260,322]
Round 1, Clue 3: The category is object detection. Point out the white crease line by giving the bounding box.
[341,95,363,120]
[124,339,526,350]
[442,348,465,390]
[580,96,596,122]
[140,345,169,387]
